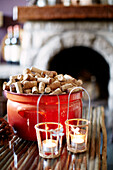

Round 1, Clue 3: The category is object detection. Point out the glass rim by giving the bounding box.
[65,118,89,127]
[35,122,63,132]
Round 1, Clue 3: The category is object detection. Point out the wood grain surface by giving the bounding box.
[13,4,113,21]
[0,106,107,170]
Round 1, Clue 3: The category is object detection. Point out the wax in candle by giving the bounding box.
[71,128,86,146]
[71,134,85,144]
[80,0,92,5]
[42,139,57,153]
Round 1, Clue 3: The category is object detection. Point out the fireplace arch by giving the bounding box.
[34,31,113,70]
[49,46,110,100]
[33,31,113,109]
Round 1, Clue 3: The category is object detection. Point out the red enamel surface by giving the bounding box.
[6,91,83,141]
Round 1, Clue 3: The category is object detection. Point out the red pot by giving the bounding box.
[6,91,83,141]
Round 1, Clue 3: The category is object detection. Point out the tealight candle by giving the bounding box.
[80,0,92,5]
[63,0,71,6]
[71,134,85,144]
[42,139,57,153]
[71,0,92,5]
[70,127,86,150]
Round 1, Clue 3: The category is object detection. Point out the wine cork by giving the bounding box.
[10,84,16,92]
[30,67,42,74]
[50,88,62,95]
[17,74,23,81]
[24,89,32,94]
[50,81,60,90]
[3,66,83,95]
[67,87,82,93]
[23,68,31,75]
[55,74,66,82]
[61,83,73,92]
[32,86,38,94]
[45,87,51,93]
[23,74,36,81]
[39,82,45,93]
[3,82,10,91]
[23,81,37,89]
[10,75,17,81]
[37,77,52,84]
[15,82,23,93]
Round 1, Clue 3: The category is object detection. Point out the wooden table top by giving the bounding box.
[0,106,107,170]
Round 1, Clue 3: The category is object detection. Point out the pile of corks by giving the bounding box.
[3,67,83,95]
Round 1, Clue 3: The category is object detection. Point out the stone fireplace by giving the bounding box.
[20,20,113,109]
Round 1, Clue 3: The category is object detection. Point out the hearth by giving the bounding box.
[49,46,110,101]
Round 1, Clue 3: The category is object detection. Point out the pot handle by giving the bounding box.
[67,87,91,121]
[37,93,60,124]
[17,105,37,118]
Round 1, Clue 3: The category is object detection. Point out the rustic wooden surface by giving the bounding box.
[13,4,113,21]
[0,106,107,170]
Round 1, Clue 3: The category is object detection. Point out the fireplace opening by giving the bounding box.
[48,46,110,101]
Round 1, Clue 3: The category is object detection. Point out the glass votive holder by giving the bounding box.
[35,122,63,159]
[65,118,89,153]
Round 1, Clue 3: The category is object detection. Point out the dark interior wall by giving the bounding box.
[0,0,26,60]
[0,0,26,43]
